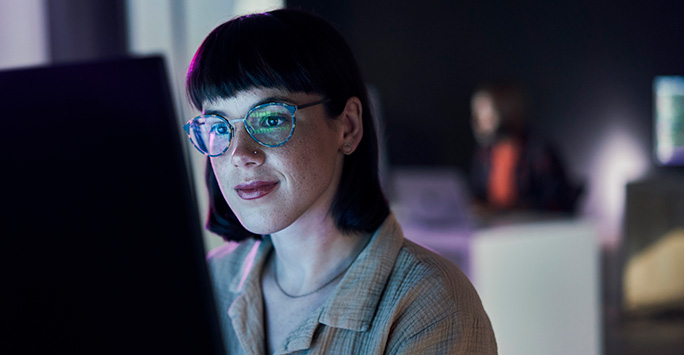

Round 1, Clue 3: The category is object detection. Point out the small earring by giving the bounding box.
[253,150,258,155]
[343,144,353,155]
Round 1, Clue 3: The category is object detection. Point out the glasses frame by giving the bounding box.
[184,98,329,157]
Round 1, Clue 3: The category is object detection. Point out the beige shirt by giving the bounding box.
[207,214,497,354]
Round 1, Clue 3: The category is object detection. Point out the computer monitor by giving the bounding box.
[654,76,684,166]
[0,57,225,354]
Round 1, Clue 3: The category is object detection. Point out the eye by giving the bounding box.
[211,122,229,135]
[263,115,285,127]
[255,114,291,131]
[246,105,293,135]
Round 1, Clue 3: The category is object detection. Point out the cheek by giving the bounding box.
[286,141,323,181]
[285,130,339,187]
[209,157,235,201]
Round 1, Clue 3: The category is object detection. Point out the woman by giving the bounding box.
[469,80,581,214]
[184,9,496,354]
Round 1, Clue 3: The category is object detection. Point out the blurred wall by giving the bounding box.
[0,0,48,69]
[0,1,128,68]
[47,0,127,63]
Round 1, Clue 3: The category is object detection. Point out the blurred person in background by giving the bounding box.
[469,80,581,218]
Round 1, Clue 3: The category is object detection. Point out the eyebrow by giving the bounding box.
[203,95,295,117]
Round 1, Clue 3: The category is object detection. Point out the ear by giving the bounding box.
[338,96,363,155]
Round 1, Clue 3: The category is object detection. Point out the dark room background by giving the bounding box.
[289,0,683,178]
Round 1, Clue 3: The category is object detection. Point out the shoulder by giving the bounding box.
[390,239,484,315]
[382,239,497,353]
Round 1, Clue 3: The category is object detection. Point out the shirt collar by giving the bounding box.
[225,214,403,334]
[317,214,404,331]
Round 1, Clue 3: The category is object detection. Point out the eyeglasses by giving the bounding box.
[184,98,329,157]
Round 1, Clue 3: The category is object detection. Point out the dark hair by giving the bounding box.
[187,9,389,242]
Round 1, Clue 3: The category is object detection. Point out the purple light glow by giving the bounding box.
[583,126,648,249]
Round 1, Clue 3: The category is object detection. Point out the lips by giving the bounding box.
[234,181,279,200]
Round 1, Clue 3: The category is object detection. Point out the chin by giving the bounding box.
[235,212,290,236]
[226,199,284,235]
[242,225,276,236]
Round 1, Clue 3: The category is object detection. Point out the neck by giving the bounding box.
[269,216,368,297]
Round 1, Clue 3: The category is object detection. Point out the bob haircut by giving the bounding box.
[187,9,389,242]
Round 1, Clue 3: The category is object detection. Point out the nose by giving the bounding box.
[229,122,264,168]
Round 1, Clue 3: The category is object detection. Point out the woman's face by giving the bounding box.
[471,92,500,145]
[205,88,346,235]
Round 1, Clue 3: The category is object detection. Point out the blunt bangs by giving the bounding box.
[187,11,354,111]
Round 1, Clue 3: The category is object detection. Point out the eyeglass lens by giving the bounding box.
[245,104,294,146]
